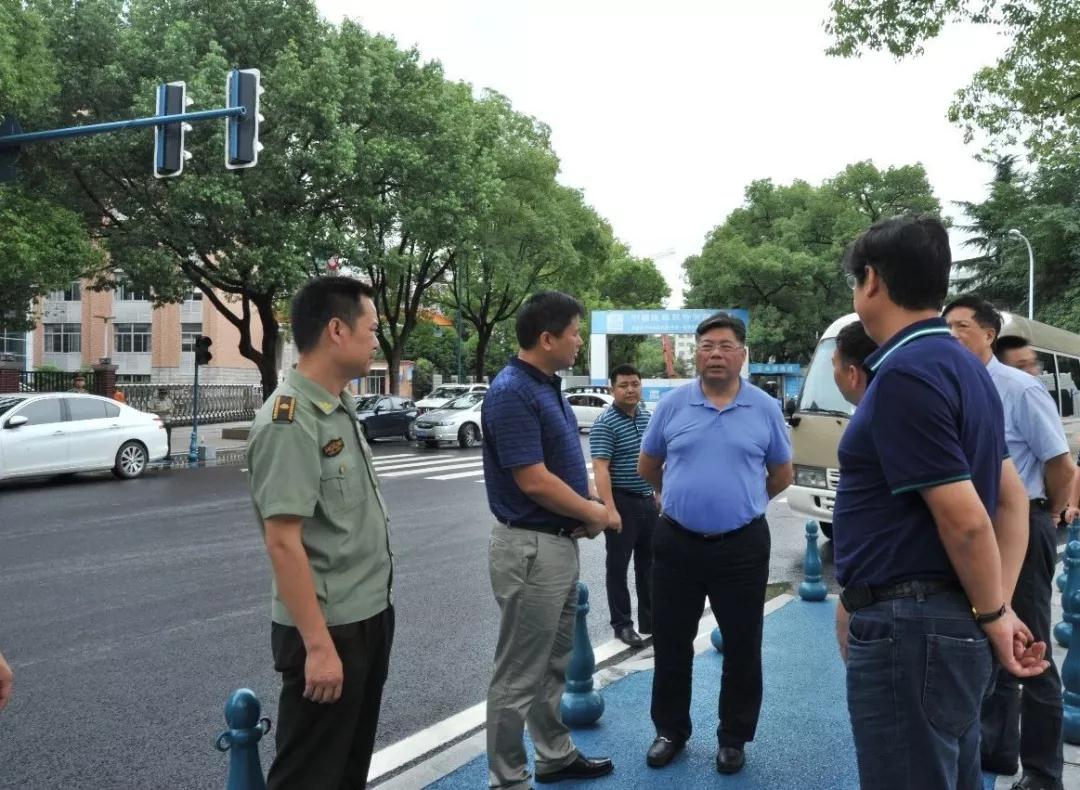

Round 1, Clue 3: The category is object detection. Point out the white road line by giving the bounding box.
[379,460,485,478]
[428,468,487,481]
[371,453,423,463]
[374,457,474,471]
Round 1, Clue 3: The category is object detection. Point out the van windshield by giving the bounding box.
[797,338,854,417]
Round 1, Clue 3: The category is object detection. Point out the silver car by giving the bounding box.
[412,392,484,448]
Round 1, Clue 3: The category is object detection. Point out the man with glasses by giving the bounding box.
[637,313,792,775]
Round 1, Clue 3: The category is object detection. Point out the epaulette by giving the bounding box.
[272,395,296,424]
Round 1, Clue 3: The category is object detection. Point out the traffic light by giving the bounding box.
[194,335,213,366]
[153,82,192,178]
[225,68,263,169]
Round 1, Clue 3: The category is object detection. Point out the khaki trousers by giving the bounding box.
[486,523,580,790]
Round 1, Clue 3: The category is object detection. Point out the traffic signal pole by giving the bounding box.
[189,357,201,466]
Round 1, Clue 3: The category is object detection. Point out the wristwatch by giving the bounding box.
[972,603,1007,625]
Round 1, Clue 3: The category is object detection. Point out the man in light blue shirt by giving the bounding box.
[945,295,1075,790]
[637,312,792,776]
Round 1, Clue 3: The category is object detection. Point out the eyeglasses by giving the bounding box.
[697,342,744,354]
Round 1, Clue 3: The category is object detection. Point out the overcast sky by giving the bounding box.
[318,0,1012,306]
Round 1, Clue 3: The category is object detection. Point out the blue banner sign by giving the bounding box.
[591,308,749,336]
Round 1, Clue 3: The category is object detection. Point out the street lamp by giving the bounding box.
[1007,228,1035,320]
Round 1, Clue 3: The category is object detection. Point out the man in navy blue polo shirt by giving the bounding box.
[833,214,1048,790]
[637,312,793,776]
[481,291,614,790]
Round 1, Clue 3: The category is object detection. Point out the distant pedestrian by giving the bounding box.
[112,388,126,404]
[638,312,793,776]
[247,276,394,790]
[589,363,656,648]
[68,374,87,394]
[482,290,614,790]
[833,215,1047,790]
[150,387,176,450]
[995,335,1042,378]
[0,649,12,712]
[945,294,1075,788]
[831,320,877,410]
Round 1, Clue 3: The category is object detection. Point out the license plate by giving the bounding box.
[415,428,433,438]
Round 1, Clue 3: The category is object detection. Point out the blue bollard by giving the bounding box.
[1057,519,1080,593]
[710,626,724,653]
[215,688,272,790]
[560,581,604,726]
[1064,584,1080,744]
[1056,541,1080,648]
[799,520,828,602]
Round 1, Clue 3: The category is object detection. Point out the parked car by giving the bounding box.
[564,385,612,395]
[412,391,484,448]
[567,392,614,432]
[415,383,488,415]
[355,395,418,442]
[0,393,169,482]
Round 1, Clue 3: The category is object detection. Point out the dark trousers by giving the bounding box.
[847,589,993,789]
[604,489,657,632]
[650,516,770,746]
[267,606,395,790]
[981,507,1063,783]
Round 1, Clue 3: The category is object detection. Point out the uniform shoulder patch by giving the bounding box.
[322,438,345,457]
[272,395,296,424]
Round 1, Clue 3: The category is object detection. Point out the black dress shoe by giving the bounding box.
[535,754,613,783]
[1010,774,1064,790]
[716,746,745,774]
[646,736,684,768]
[615,626,644,648]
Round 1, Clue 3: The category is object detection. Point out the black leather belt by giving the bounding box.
[1030,497,1048,511]
[497,519,576,538]
[661,513,763,542]
[613,488,654,499]
[840,579,963,614]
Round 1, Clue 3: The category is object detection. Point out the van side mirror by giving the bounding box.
[784,399,801,427]
[4,415,28,429]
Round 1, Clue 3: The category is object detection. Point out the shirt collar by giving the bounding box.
[688,377,753,410]
[287,368,348,415]
[508,356,562,388]
[865,317,953,373]
[985,354,1006,375]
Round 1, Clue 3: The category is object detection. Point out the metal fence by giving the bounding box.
[18,370,98,393]
[122,383,263,426]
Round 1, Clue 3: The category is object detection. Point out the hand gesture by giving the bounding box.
[982,609,1049,678]
[304,642,344,704]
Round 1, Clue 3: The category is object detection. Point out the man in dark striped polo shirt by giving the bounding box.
[589,363,656,648]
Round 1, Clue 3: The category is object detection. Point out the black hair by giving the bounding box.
[994,334,1030,360]
[835,320,878,368]
[942,294,1003,339]
[291,277,376,354]
[695,312,746,344]
[609,363,642,384]
[515,291,584,349]
[842,214,952,310]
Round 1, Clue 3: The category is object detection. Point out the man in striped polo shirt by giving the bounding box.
[590,363,656,648]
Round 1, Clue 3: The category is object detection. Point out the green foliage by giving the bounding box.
[826,1,1080,158]
[684,161,941,362]
[403,318,461,377]
[954,151,1080,331]
[412,358,434,400]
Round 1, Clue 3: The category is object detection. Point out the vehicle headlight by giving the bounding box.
[794,465,828,489]
[435,420,455,427]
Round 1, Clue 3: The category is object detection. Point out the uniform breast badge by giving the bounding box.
[322,438,345,457]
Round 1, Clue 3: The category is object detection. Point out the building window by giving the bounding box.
[181,323,202,352]
[365,373,386,394]
[43,323,82,353]
[114,323,151,353]
[186,288,203,301]
[115,283,150,301]
[0,332,27,364]
[47,281,81,302]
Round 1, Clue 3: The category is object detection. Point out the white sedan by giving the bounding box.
[412,392,484,448]
[567,392,614,432]
[0,392,169,482]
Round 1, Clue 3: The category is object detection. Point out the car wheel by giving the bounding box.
[113,440,148,479]
[819,521,833,540]
[405,420,417,441]
[458,423,480,449]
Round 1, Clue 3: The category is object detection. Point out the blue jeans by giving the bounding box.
[846,588,993,790]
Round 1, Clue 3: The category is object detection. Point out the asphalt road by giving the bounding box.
[0,437,822,789]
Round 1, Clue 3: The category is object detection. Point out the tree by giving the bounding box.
[825,1,1080,158]
[596,243,671,370]
[0,0,101,332]
[684,161,941,362]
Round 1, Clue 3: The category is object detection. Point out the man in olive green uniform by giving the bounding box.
[248,277,393,790]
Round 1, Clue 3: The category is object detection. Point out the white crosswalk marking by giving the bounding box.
[373,456,475,471]
[370,453,422,462]
[379,459,485,478]
[370,453,593,483]
[429,468,487,481]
